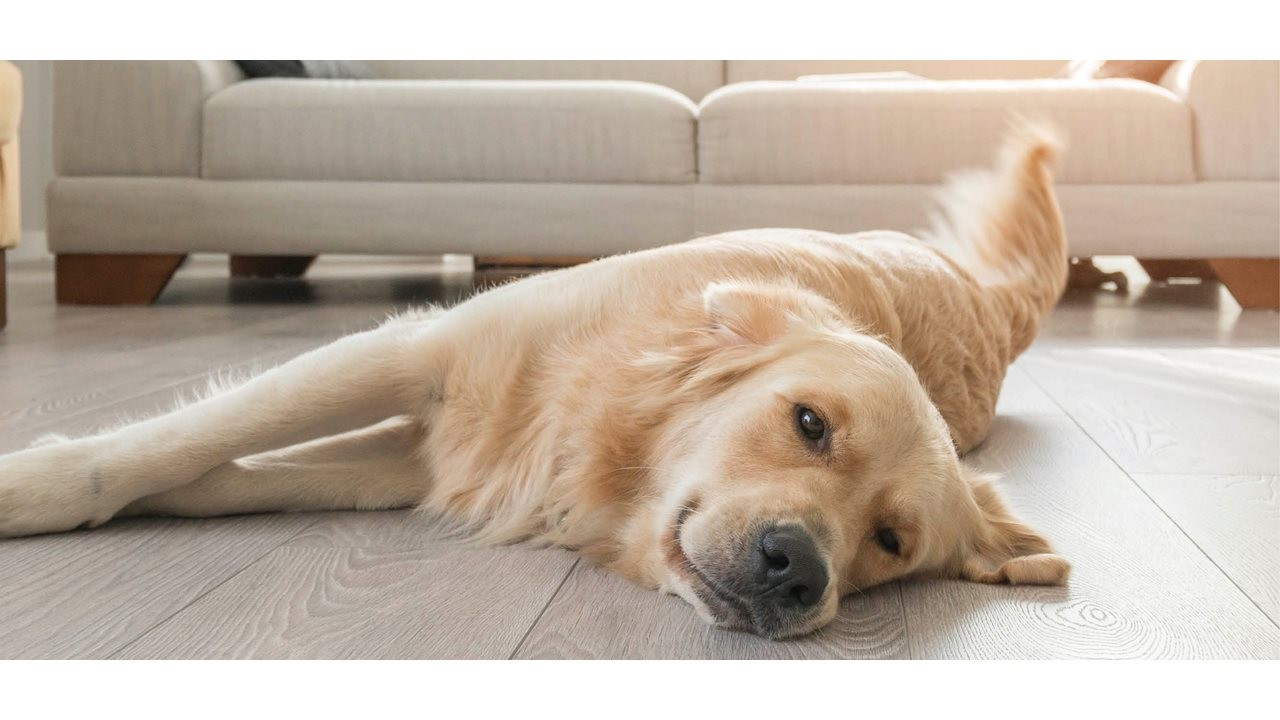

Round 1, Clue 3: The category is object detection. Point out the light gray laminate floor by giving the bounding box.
[1,257,1277,659]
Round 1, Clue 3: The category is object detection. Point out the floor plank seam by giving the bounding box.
[1019,361,1280,633]
[896,581,913,660]
[507,557,580,660]
[103,516,326,659]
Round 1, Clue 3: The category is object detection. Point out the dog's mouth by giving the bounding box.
[667,505,754,633]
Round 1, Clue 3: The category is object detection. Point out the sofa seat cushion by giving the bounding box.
[699,80,1195,184]
[203,79,698,183]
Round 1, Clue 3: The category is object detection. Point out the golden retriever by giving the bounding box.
[0,124,1070,639]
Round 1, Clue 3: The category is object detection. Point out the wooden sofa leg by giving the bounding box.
[1208,258,1280,310]
[1067,257,1128,291]
[1,248,8,330]
[56,253,187,305]
[474,254,594,270]
[230,254,317,279]
[1137,259,1216,282]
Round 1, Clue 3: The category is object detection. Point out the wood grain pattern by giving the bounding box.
[1020,349,1280,475]
[901,416,1280,659]
[1130,474,1279,624]
[287,509,457,549]
[514,562,906,659]
[115,545,578,659]
[0,514,311,659]
[994,363,1064,417]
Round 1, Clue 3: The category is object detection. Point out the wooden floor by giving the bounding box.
[1,256,1277,659]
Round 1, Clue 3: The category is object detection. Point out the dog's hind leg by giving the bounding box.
[0,313,445,537]
[119,417,430,519]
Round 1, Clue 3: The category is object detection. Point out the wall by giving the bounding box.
[11,60,53,261]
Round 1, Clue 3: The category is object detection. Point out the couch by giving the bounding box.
[48,60,1279,308]
[0,61,21,329]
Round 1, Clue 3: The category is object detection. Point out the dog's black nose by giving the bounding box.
[752,525,829,611]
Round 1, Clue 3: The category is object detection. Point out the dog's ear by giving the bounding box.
[957,463,1071,586]
[702,281,847,346]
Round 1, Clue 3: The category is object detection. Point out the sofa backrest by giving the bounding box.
[725,60,1066,83]
[364,60,1068,102]
[364,61,726,102]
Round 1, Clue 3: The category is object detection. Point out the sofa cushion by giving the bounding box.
[203,80,698,183]
[365,61,726,102]
[698,80,1195,185]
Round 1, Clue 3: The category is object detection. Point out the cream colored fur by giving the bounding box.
[0,125,1071,638]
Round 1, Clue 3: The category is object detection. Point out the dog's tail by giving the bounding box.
[925,121,1068,351]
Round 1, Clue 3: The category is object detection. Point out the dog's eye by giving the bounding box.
[796,406,826,441]
[875,528,901,555]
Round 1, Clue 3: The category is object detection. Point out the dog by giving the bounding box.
[0,124,1071,639]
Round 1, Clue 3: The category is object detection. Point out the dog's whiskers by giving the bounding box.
[838,577,866,597]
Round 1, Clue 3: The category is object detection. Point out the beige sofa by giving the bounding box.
[1,61,21,329]
[48,60,1279,307]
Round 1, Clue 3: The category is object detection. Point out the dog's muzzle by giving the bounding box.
[676,513,831,638]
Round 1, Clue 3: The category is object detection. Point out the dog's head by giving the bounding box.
[618,281,1069,639]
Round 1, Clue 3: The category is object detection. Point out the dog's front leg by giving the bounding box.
[0,316,442,537]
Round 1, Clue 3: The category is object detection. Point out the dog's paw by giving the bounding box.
[0,438,121,537]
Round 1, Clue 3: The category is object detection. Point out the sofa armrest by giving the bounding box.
[1,61,20,249]
[1161,60,1280,181]
[0,61,20,144]
[54,61,242,177]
